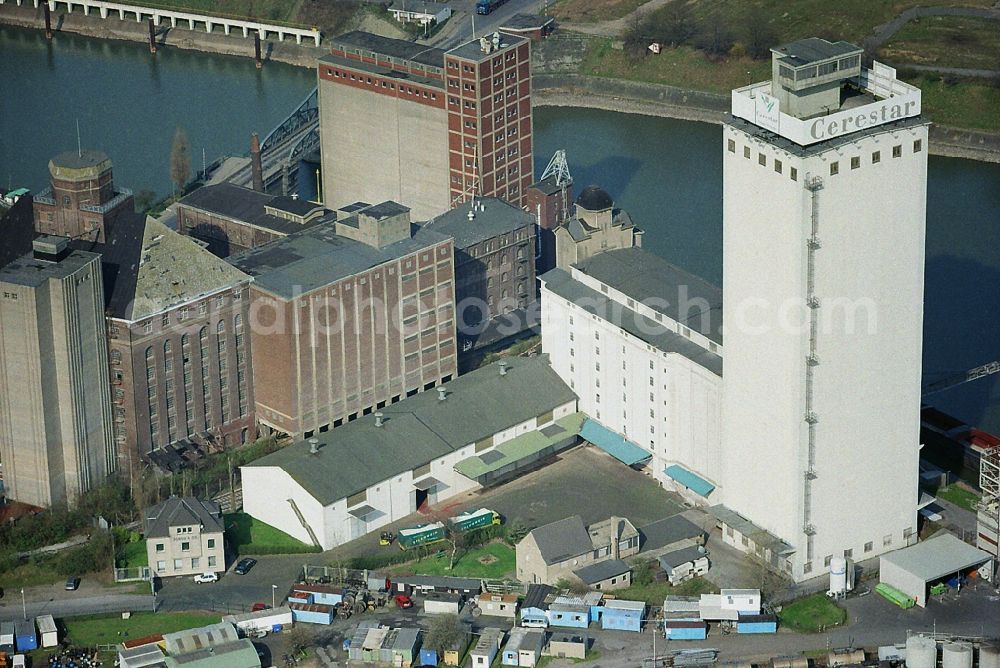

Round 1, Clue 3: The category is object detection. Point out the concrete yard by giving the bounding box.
[322,444,688,561]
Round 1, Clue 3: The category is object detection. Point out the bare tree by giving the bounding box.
[742,8,778,60]
[170,127,191,196]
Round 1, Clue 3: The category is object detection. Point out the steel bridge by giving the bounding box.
[227,86,320,196]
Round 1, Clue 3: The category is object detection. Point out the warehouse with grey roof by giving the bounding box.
[241,355,579,549]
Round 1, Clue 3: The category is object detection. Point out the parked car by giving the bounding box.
[194,572,219,584]
[234,558,257,575]
[394,594,414,609]
[251,602,271,612]
[64,576,80,591]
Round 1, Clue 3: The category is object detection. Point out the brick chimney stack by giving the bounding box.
[250,132,264,193]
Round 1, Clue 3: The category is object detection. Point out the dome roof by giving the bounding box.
[575,185,614,211]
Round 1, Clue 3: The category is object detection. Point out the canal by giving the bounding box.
[2,24,998,435]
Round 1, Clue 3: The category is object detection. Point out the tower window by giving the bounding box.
[829,162,839,176]
[743,146,751,159]
[774,159,782,174]
[913,139,923,152]
[790,167,798,181]
[872,151,881,164]
[893,144,902,158]
[851,156,860,169]
[727,139,736,153]
[758,154,766,167]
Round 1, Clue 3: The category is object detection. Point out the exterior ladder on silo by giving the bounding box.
[802,176,824,557]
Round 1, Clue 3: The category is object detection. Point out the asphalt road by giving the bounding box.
[432,0,551,50]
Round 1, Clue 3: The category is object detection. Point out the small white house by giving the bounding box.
[477,593,519,619]
[698,588,760,620]
[36,615,57,648]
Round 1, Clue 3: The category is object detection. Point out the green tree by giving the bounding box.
[170,127,191,196]
[424,614,466,655]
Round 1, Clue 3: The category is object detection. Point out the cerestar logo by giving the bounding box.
[755,92,781,133]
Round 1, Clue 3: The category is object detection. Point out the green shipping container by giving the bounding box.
[398,522,446,550]
[875,583,915,609]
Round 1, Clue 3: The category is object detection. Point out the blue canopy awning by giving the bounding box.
[580,418,651,466]
[664,464,715,497]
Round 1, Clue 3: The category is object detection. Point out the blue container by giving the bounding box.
[420,648,438,666]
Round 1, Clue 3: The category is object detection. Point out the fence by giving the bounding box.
[482,579,526,595]
[114,566,151,582]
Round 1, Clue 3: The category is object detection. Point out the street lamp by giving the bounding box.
[20,588,26,620]
[272,584,278,609]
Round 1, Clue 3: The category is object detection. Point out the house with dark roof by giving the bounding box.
[515,515,638,586]
[420,198,536,352]
[553,186,642,271]
[144,496,225,577]
[241,355,579,550]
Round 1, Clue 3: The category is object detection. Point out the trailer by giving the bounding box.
[36,615,57,648]
[398,522,446,550]
[449,509,501,533]
[875,583,916,609]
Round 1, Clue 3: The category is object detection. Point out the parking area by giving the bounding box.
[155,554,305,614]
[322,444,688,561]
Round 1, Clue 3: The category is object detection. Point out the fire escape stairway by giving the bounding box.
[287,497,320,548]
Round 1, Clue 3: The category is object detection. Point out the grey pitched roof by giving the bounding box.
[880,530,992,581]
[245,355,576,505]
[573,558,630,585]
[144,496,224,539]
[638,515,706,553]
[657,546,707,570]
[421,198,534,250]
[229,218,449,299]
[572,247,722,343]
[540,268,722,375]
[179,183,328,237]
[528,515,593,565]
[522,584,553,610]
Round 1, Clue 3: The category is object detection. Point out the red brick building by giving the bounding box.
[318,31,534,221]
[33,150,134,243]
[230,201,457,438]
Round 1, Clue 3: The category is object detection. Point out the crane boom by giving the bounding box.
[922,360,1000,396]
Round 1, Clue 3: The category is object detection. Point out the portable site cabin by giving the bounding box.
[424,592,464,615]
[1,621,15,653]
[501,627,545,667]
[419,648,438,666]
[222,606,294,635]
[13,620,36,652]
[348,622,380,662]
[471,629,505,668]
[291,602,335,625]
[736,614,777,634]
[362,627,391,663]
[543,633,587,660]
[443,629,471,666]
[600,599,645,632]
[290,583,345,606]
[37,615,58,648]
[664,620,706,641]
[391,627,422,667]
[477,593,519,618]
[546,600,589,629]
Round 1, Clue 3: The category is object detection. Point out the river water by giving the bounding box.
[2,25,998,434]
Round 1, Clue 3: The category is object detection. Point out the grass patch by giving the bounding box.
[935,484,981,512]
[550,0,648,23]
[901,74,1000,132]
[388,542,515,579]
[536,650,599,668]
[880,15,1000,71]
[225,512,320,555]
[580,41,771,95]
[609,576,718,606]
[64,611,219,647]
[0,558,66,589]
[777,593,847,633]
[118,540,149,568]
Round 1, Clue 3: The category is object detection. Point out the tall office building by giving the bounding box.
[318,30,534,219]
[0,236,116,507]
[720,39,927,580]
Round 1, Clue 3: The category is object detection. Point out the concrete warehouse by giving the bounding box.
[241,355,578,549]
[318,30,534,220]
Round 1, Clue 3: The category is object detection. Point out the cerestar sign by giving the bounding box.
[733,65,922,147]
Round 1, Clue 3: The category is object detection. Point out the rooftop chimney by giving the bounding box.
[437,386,448,401]
[467,208,475,221]
[499,360,508,376]
[250,132,264,193]
[374,411,384,427]
[308,438,320,454]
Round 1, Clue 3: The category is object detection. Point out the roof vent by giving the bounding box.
[308,438,320,454]
[468,208,475,221]
[499,360,508,376]
[374,411,384,427]
[437,386,448,401]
